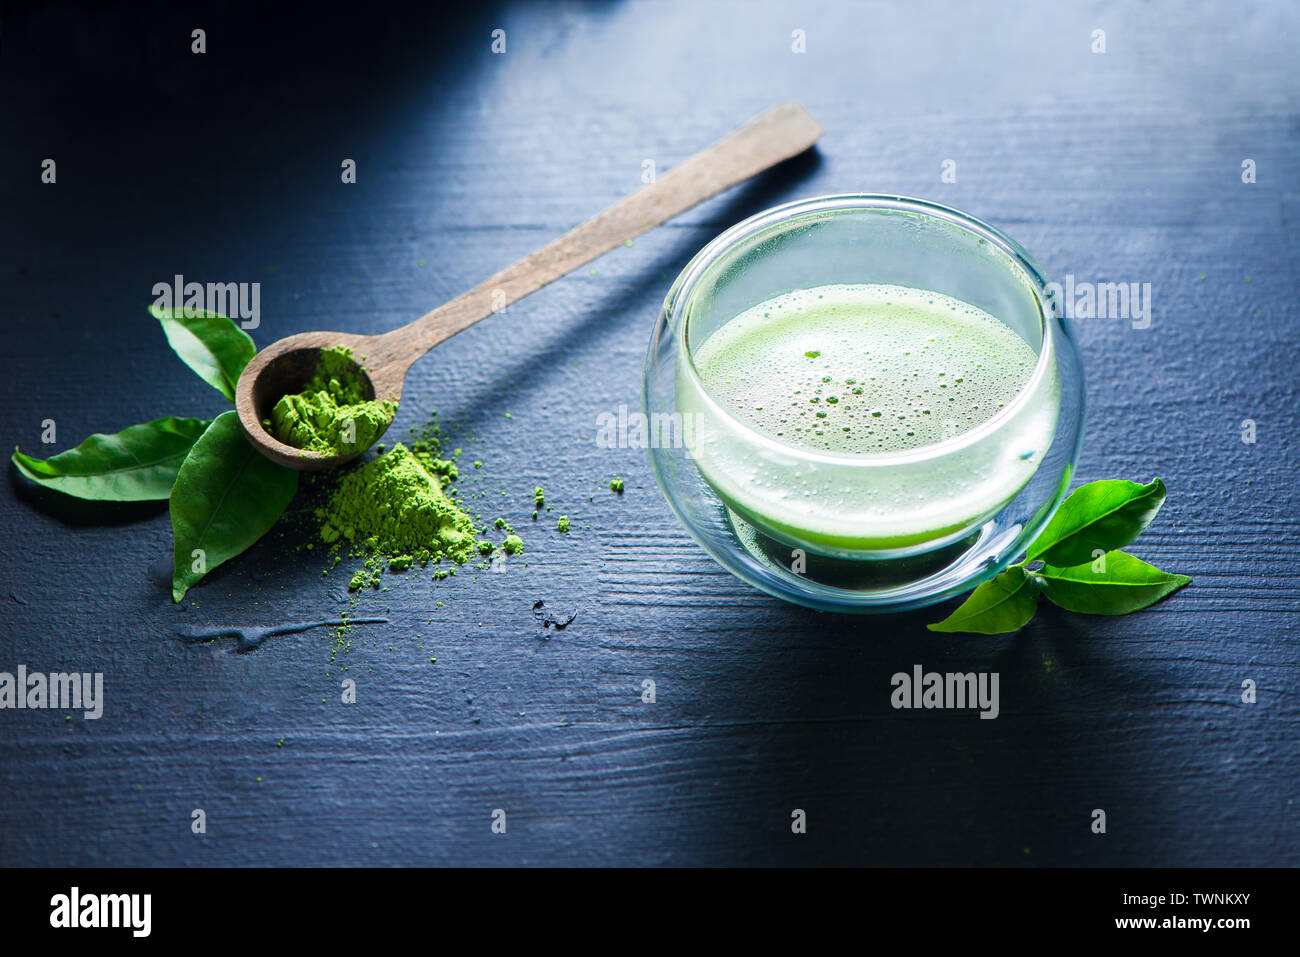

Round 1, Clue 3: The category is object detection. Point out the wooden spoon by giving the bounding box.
[235,101,823,469]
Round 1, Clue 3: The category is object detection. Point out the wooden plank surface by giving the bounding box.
[0,0,1296,866]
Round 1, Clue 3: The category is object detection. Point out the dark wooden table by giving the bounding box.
[2,1,1296,866]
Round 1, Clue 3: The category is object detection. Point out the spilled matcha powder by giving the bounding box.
[313,420,524,591]
[284,415,529,666]
[271,346,395,455]
[316,441,477,589]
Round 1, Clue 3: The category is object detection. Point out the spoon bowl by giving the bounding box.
[232,102,823,469]
[235,331,387,470]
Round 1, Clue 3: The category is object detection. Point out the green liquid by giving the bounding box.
[694,284,1037,453]
[682,283,1059,553]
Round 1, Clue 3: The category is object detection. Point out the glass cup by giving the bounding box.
[643,195,1085,612]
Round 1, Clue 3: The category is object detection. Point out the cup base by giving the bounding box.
[722,506,1021,612]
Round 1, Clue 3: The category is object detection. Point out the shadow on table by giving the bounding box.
[667,596,1153,865]
[419,146,824,432]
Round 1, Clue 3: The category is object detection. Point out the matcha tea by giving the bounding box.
[680,283,1060,553]
[271,346,395,456]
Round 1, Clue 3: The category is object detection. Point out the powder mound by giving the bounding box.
[316,442,479,575]
[271,346,396,455]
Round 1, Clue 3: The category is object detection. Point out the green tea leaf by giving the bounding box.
[1027,478,1166,567]
[12,417,210,501]
[170,411,298,602]
[927,568,1038,634]
[150,305,256,402]
[1037,550,1190,615]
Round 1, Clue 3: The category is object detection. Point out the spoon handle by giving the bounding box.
[366,102,821,375]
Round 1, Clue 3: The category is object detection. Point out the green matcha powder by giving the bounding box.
[271,350,548,591]
[271,346,396,456]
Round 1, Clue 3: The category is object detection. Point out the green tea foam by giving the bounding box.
[679,283,1061,553]
[694,284,1038,453]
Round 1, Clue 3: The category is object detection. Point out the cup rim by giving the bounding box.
[670,193,1057,468]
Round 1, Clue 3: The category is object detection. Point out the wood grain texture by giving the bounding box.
[0,0,1297,867]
